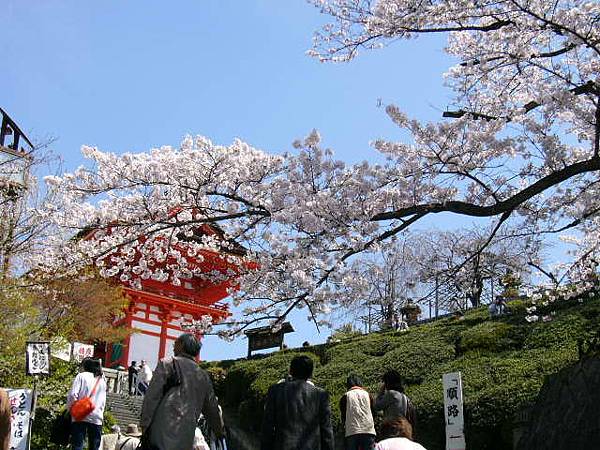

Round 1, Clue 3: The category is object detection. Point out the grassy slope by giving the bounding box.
[204,296,600,450]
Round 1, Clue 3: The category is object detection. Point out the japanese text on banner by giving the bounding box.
[72,342,94,363]
[5,388,33,450]
[26,342,50,376]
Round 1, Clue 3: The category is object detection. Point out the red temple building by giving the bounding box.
[81,222,252,369]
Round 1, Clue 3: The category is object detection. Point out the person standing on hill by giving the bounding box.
[339,374,376,450]
[374,370,416,431]
[127,361,138,395]
[261,355,334,450]
[138,360,152,395]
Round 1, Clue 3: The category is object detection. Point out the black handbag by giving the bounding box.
[49,408,71,445]
[137,358,181,450]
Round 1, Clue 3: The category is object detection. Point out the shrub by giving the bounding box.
[460,322,526,353]
[208,296,600,450]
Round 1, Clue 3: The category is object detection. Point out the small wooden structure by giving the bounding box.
[245,322,294,358]
[0,107,33,193]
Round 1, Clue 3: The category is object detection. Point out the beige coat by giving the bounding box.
[0,389,11,450]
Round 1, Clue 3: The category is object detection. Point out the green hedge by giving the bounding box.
[208,296,600,450]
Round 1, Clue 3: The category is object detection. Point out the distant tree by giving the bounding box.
[500,269,523,301]
[418,227,538,309]
[347,236,422,331]
[328,323,362,342]
[0,281,40,386]
[0,139,57,278]
[34,273,128,344]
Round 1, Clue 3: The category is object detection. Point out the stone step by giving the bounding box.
[106,393,143,429]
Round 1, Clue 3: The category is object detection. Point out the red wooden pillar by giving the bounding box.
[158,308,171,360]
[121,299,135,366]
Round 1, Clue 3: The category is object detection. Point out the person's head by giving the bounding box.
[174,333,201,358]
[81,357,102,377]
[289,355,314,380]
[382,369,404,392]
[130,360,137,367]
[110,425,120,434]
[379,417,413,441]
[124,424,142,437]
[346,374,363,389]
[140,359,146,366]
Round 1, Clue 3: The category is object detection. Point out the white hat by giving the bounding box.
[125,424,142,437]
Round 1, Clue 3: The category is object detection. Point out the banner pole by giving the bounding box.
[26,375,38,450]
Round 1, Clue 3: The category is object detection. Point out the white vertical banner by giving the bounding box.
[72,342,95,362]
[5,388,33,450]
[25,341,51,376]
[443,371,466,450]
[50,337,72,362]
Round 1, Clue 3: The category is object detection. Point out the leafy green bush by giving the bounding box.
[460,322,526,353]
[206,296,600,450]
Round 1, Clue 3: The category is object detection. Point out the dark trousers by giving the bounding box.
[71,421,102,450]
[345,433,375,450]
[138,381,149,395]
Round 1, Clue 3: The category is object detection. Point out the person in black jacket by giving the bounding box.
[127,361,138,395]
[261,355,334,450]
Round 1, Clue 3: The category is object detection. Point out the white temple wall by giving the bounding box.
[128,332,160,369]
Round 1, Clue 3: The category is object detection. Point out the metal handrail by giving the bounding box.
[0,107,34,153]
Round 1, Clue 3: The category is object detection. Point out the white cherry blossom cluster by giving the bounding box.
[32,0,600,332]
[180,315,214,335]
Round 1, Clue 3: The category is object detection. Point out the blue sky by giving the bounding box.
[3,1,456,360]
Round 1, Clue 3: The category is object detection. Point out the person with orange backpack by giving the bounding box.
[67,357,107,450]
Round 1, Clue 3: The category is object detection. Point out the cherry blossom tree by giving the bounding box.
[417,226,538,310]
[335,235,423,331]
[308,0,600,305]
[37,0,600,332]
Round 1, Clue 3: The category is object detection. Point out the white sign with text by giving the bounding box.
[51,337,72,362]
[5,388,33,450]
[25,341,51,376]
[443,371,466,450]
[72,342,95,362]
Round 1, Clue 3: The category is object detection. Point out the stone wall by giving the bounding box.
[516,356,600,449]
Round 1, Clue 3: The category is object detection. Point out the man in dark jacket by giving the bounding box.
[127,361,138,395]
[140,334,223,450]
[261,355,334,450]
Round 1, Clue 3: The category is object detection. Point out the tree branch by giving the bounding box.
[372,156,600,222]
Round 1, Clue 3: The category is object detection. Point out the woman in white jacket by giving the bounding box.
[67,358,107,450]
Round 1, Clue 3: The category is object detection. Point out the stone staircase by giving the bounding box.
[106,392,143,428]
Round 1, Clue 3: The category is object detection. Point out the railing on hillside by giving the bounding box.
[103,367,129,394]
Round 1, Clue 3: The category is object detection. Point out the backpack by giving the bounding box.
[70,376,102,421]
[404,395,417,432]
